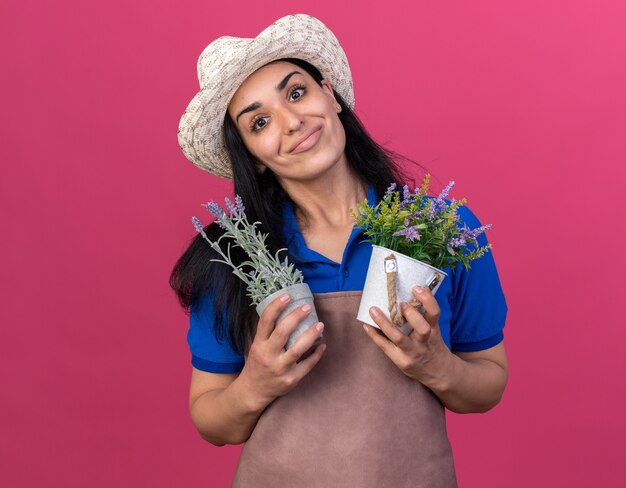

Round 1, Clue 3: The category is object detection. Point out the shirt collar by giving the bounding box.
[281,185,378,263]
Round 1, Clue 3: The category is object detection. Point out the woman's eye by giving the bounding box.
[289,86,305,101]
[251,116,268,132]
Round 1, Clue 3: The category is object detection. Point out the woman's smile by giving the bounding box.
[288,125,322,154]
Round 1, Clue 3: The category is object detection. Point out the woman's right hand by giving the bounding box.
[238,293,326,411]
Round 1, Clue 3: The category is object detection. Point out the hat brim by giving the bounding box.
[177,14,354,179]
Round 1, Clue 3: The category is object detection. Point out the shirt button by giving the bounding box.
[343,267,349,277]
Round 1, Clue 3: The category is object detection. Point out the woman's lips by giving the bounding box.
[289,127,322,154]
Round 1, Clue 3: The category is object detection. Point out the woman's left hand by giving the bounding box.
[362,285,452,390]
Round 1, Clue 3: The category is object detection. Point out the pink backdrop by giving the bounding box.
[2,1,625,486]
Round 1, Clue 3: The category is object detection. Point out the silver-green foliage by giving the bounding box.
[192,196,303,306]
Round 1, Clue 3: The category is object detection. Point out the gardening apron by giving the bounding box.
[232,291,457,488]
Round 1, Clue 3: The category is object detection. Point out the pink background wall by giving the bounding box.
[2,1,625,486]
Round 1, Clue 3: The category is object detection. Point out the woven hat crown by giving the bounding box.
[197,37,253,88]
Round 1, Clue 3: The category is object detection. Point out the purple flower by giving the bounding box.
[449,237,466,248]
[384,182,397,199]
[432,181,455,215]
[428,200,438,220]
[192,216,205,234]
[400,185,416,209]
[394,226,420,242]
[448,223,491,252]
[225,197,237,216]
[192,216,212,239]
[459,225,473,241]
[223,195,246,217]
[235,195,245,214]
[203,201,226,219]
[466,224,492,240]
[457,223,492,245]
[438,181,455,200]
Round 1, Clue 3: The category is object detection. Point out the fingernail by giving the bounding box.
[280,294,290,302]
[301,304,311,312]
[369,307,379,317]
[316,322,324,332]
[362,324,369,333]
[400,302,407,311]
[413,286,424,294]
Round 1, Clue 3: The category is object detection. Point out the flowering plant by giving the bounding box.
[192,196,304,306]
[351,175,492,271]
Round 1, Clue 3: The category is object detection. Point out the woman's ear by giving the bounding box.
[321,80,342,113]
[255,160,267,174]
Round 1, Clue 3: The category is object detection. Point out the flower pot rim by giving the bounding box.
[255,282,312,315]
[371,244,448,277]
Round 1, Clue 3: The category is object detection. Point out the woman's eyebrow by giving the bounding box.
[235,71,303,123]
[236,102,261,123]
[276,71,302,91]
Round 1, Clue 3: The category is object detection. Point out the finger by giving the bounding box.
[362,323,407,364]
[270,303,314,350]
[368,306,412,350]
[291,341,327,381]
[256,293,292,340]
[283,322,325,365]
[412,286,441,328]
[400,302,432,342]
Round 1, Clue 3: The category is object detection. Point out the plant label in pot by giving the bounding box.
[357,245,447,335]
[256,282,323,351]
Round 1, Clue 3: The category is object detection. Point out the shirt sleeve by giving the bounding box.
[188,292,245,373]
[449,205,508,352]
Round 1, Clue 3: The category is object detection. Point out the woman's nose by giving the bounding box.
[278,107,304,133]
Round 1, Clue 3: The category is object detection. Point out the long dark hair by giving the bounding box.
[170,58,411,354]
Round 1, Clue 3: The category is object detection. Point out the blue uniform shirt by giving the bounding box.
[188,186,507,373]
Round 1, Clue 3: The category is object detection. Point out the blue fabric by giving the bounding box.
[188,298,245,373]
[188,186,507,372]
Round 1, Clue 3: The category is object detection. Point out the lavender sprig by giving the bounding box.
[384,182,397,199]
[393,225,420,242]
[192,196,303,305]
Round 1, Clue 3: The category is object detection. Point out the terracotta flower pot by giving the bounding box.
[357,245,447,334]
[256,282,322,350]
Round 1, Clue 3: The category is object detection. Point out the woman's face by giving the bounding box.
[227,61,347,182]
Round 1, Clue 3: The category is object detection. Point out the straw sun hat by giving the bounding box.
[177,14,355,179]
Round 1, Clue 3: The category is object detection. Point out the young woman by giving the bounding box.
[172,14,508,487]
